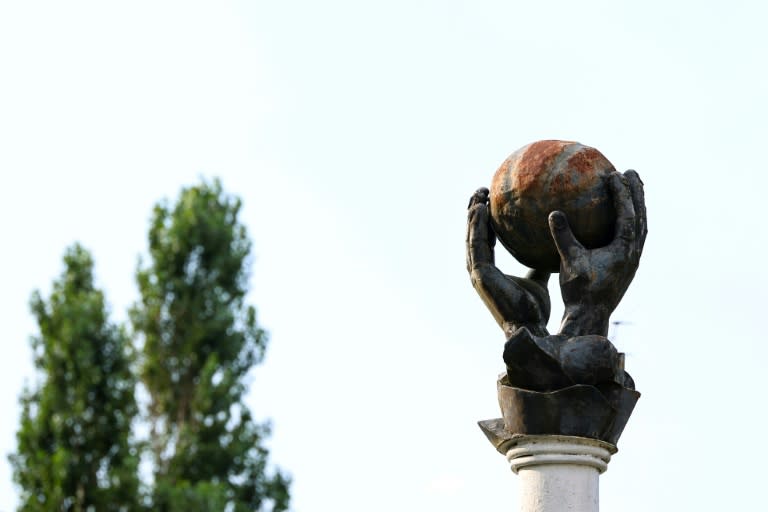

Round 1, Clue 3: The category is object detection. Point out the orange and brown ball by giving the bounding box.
[489,140,617,272]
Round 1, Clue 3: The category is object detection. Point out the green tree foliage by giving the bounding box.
[131,179,289,512]
[10,244,140,512]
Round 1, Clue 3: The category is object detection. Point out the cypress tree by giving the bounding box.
[10,244,140,512]
[131,179,289,511]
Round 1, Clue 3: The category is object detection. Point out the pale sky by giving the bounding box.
[1,1,767,511]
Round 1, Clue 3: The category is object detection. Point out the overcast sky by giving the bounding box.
[1,1,767,511]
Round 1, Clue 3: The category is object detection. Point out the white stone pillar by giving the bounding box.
[505,435,617,512]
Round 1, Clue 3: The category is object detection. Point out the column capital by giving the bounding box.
[505,435,617,475]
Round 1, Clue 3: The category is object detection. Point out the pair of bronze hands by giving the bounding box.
[466,170,647,342]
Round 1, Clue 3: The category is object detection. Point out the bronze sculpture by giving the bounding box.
[469,140,646,446]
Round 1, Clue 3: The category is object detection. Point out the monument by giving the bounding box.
[466,140,647,512]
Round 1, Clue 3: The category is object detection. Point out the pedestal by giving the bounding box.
[506,435,616,512]
[478,366,638,511]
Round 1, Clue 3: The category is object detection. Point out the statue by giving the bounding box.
[468,140,647,447]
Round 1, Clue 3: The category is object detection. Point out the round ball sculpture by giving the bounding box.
[490,140,617,272]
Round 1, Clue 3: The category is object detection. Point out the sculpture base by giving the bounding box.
[478,374,636,512]
[490,375,639,445]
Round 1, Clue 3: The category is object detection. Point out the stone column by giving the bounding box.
[505,435,616,512]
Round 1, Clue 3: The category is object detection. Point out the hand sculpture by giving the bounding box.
[466,188,551,338]
[466,170,646,340]
[473,142,646,446]
[550,171,647,337]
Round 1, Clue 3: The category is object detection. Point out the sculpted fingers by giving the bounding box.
[624,170,647,252]
[548,211,584,264]
[468,187,490,209]
[467,187,495,269]
[608,172,636,249]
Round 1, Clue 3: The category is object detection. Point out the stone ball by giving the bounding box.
[489,140,617,272]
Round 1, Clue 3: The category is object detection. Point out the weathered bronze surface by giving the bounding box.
[468,140,647,445]
[494,377,640,445]
[501,328,631,392]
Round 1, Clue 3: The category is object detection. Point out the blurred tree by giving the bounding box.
[131,179,289,512]
[10,244,140,512]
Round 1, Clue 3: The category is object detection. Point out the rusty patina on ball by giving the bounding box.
[490,140,617,272]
